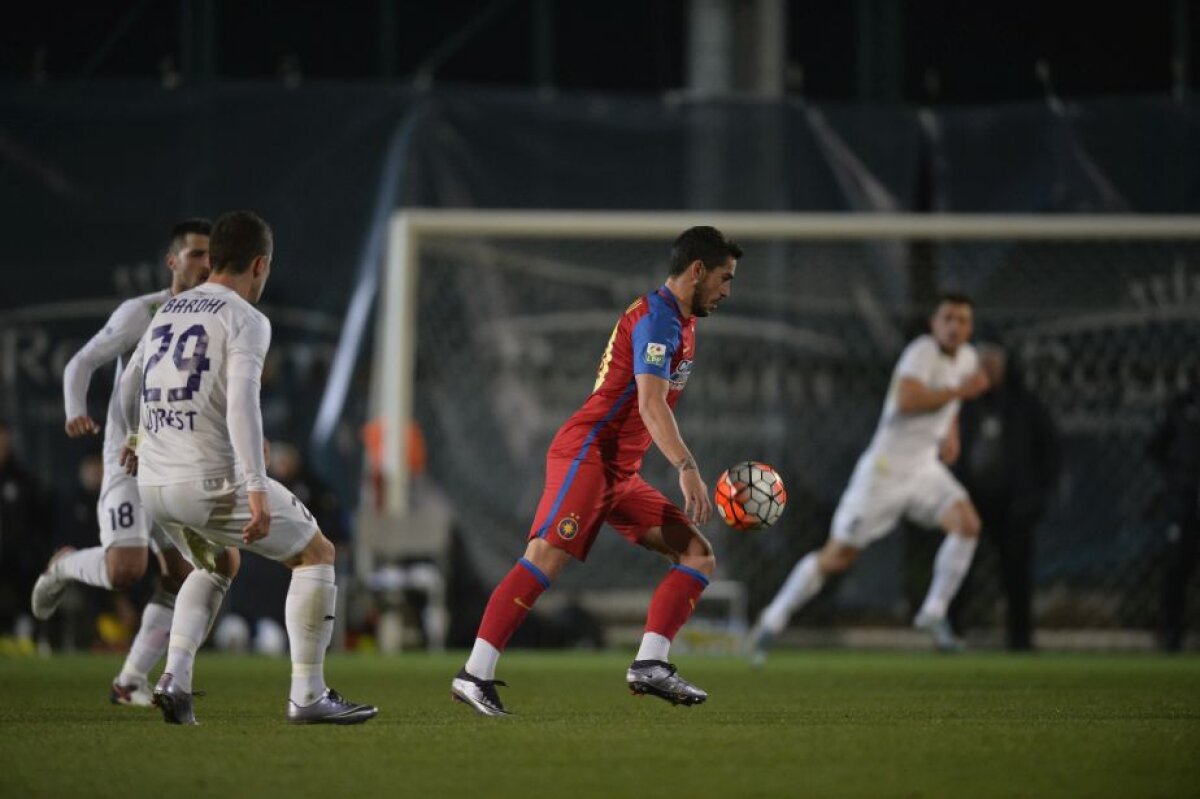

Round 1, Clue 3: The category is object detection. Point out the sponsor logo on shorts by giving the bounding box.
[644,342,666,366]
[557,513,581,540]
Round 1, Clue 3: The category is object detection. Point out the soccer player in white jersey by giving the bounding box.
[120,210,376,725]
[749,292,991,658]
[31,219,211,706]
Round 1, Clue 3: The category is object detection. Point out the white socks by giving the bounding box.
[759,552,825,635]
[52,547,112,590]
[918,533,978,620]
[465,638,501,681]
[635,632,671,663]
[117,598,174,686]
[164,570,231,693]
[286,564,337,707]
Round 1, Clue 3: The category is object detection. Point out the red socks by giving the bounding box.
[476,560,707,651]
[644,565,709,641]
[476,558,550,650]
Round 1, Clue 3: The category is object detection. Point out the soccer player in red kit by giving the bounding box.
[452,226,741,716]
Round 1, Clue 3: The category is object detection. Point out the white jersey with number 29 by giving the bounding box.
[133,283,271,488]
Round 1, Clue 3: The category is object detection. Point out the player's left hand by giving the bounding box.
[65,415,100,437]
[119,446,138,476]
[679,466,713,525]
[243,490,271,544]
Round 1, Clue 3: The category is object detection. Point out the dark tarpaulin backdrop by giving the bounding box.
[1,83,1197,632]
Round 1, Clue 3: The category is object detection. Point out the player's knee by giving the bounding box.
[295,532,336,567]
[522,537,570,582]
[157,573,184,597]
[160,554,193,592]
[956,504,982,539]
[106,548,148,588]
[818,544,858,574]
[313,532,336,564]
[680,550,716,577]
[108,563,145,589]
[215,546,241,578]
[673,527,715,575]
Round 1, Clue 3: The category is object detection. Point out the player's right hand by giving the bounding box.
[243,490,271,545]
[680,468,713,525]
[65,415,100,437]
[958,370,990,400]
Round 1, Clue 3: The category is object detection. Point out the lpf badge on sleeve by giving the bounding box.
[644,342,666,366]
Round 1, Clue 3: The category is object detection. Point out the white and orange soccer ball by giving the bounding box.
[714,461,787,531]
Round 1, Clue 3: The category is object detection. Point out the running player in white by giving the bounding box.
[749,292,991,658]
[32,219,211,706]
[119,210,376,725]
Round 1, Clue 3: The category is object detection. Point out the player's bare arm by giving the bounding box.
[116,339,146,475]
[62,299,152,438]
[635,372,712,524]
[896,372,989,414]
[940,413,962,465]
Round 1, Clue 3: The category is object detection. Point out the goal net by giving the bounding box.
[374,210,1200,642]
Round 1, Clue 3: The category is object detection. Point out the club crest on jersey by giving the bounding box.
[644,342,667,366]
[556,513,581,540]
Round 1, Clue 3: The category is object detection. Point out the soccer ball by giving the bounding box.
[714,461,787,531]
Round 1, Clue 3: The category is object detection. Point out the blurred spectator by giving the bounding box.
[1147,375,1200,653]
[954,345,1061,651]
[0,421,52,648]
[62,453,104,549]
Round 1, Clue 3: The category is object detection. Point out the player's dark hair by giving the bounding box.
[934,291,973,310]
[168,218,212,252]
[210,211,273,275]
[668,226,743,276]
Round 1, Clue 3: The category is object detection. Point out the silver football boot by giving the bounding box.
[913,612,967,652]
[626,660,708,706]
[287,688,378,725]
[30,546,76,621]
[451,668,511,716]
[153,673,198,725]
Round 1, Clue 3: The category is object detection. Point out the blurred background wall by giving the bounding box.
[2,0,1198,650]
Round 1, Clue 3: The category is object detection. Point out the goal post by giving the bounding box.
[376,209,1200,513]
[374,209,1200,635]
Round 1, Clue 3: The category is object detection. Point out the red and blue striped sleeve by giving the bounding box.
[630,304,681,380]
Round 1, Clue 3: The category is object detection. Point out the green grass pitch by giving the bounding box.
[1,651,1197,798]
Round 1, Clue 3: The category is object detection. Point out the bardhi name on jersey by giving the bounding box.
[133,283,270,487]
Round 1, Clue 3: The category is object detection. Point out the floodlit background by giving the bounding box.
[1,1,1198,659]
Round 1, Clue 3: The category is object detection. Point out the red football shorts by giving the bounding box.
[528,459,692,560]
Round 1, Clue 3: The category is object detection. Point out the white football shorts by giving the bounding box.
[830,455,968,549]
[98,470,174,551]
[139,476,319,567]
